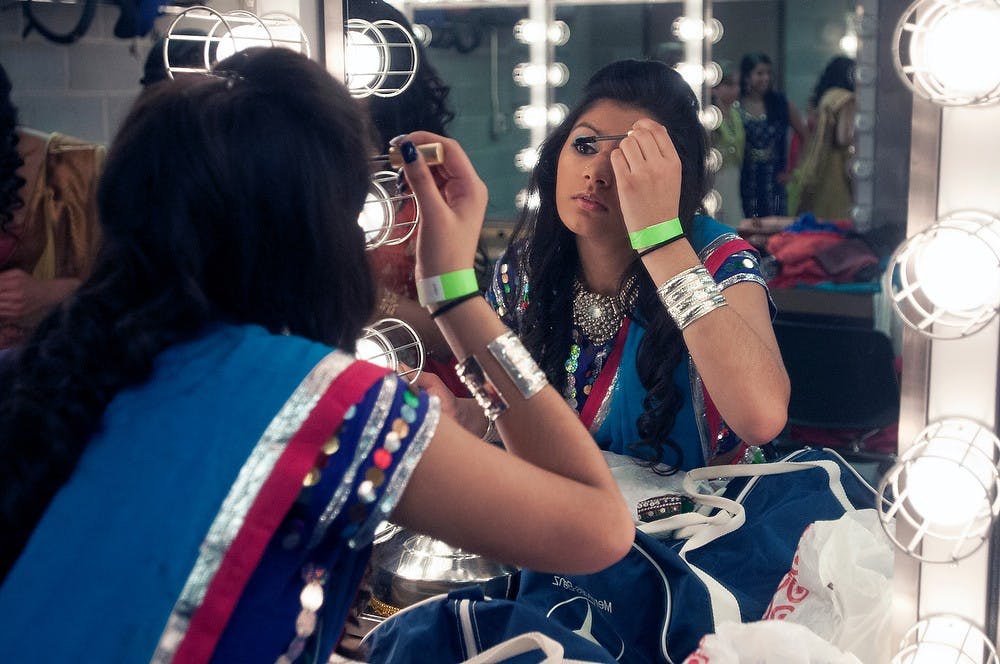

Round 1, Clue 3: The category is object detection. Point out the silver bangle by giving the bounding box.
[486,331,547,399]
[656,265,728,329]
[455,354,509,421]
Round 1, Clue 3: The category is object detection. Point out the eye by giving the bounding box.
[571,137,598,155]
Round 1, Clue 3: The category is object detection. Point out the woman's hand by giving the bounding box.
[396,132,488,282]
[609,118,683,233]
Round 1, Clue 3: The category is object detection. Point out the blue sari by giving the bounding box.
[489,215,772,470]
[0,324,438,663]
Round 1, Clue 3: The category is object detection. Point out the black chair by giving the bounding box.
[771,319,900,466]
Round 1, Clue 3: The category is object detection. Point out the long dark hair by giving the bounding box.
[739,52,788,128]
[0,63,25,234]
[812,55,855,105]
[509,59,709,469]
[0,47,375,577]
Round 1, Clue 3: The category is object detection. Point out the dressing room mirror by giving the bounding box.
[349,0,906,456]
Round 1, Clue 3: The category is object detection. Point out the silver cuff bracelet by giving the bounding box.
[486,331,548,399]
[656,265,728,329]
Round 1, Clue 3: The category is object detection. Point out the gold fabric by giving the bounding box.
[4,131,105,279]
[0,131,104,347]
[793,88,855,220]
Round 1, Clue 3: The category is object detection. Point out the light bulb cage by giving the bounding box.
[892,614,999,664]
[883,210,1000,339]
[345,18,418,99]
[360,171,420,251]
[357,317,424,383]
[892,0,1000,107]
[164,7,308,77]
[876,417,1000,563]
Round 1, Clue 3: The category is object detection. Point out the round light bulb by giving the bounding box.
[919,5,1000,99]
[356,335,394,369]
[915,227,1000,312]
[839,33,858,56]
[548,63,569,87]
[706,147,723,173]
[214,24,271,62]
[703,190,721,216]
[515,146,539,172]
[904,420,997,527]
[547,103,568,126]
[513,63,547,87]
[514,105,548,129]
[548,21,570,46]
[705,18,724,44]
[412,23,432,46]
[700,105,723,131]
[672,17,704,42]
[675,62,705,90]
[346,29,385,92]
[513,19,547,44]
[358,191,389,238]
[516,188,540,212]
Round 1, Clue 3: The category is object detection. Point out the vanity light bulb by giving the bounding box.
[547,104,568,126]
[515,188,541,212]
[675,62,705,90]
[214,24,271,62]
[705,18,723,44]
[706,148,723,173]
[515,147,540,172]
[905,419,998,528]
[548,63,570,87]
[514,19,546,44]
[703,190,721,216]
[915,227,1000,312]
[919,4,1000,99]
[358,190,392,248]
[704,62,723,87]
[514,105,548,129]
[671,17,704,43]
[839,33,858,56]
[699,105,723,131]
[513,63,547,87]
[412,23,432,46]
[345,29,385,92]
[355,333,396,371]
[548,21,570,46]
[893,615,999,664]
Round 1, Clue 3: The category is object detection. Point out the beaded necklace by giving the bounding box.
[565,276,637,410]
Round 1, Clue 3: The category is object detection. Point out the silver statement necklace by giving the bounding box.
[572,275,638,344]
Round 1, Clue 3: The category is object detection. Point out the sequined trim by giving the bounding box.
[367,395,441,531]
[718,272,768,291]
[588,369,619,435]
[697,232,741,264]
[151,350,356,664]
[309,376,398,548]
[688,357,712,466]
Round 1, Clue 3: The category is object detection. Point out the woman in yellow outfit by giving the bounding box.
[792,57,856,220]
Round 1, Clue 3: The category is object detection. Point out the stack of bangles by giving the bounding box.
[629,217,728,329]
[417,268,549,428]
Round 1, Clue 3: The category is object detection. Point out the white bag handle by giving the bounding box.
[462,631,601,664]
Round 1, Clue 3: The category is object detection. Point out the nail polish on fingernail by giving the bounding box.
[401,141,418,164]
[389,134,408,147]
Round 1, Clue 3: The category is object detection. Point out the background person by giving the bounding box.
[738,52,809,219]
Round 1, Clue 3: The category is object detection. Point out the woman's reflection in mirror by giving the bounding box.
[488,59,789,474]
[738,52,809,218]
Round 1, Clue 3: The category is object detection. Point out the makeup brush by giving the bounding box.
[371,142,445,169]
[572,132,632,147]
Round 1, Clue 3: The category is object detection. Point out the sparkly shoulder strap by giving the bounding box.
[153,357,392,664]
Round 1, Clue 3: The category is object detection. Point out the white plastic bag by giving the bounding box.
[682,620,863,664]
[762,509,894,664]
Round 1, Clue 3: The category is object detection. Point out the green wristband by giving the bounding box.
[628,217,683,250]
[416,268,479,306]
